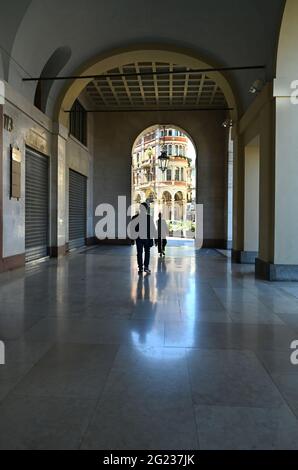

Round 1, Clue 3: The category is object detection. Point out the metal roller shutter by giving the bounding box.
[69,169,87,250]
[25,149,49,262]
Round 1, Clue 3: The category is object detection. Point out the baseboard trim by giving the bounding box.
[49,245,67,258]
[93,238,132,246]
[232,250,258,264]
[203,239,227,249]
[85,237,97,246]
[255,258,298,281]
[0,253,25,272]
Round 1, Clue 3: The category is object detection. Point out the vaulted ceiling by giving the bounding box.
[0,0,286,115]
[85,62,227,111]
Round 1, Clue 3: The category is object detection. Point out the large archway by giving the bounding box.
[55,47,239,126]
[46,46,238,250]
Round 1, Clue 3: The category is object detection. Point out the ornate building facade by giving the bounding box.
[132,126,195,232]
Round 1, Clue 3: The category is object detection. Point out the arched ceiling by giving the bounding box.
[57,49,237,126]
[0,0,286,114]
[84,61,227,112]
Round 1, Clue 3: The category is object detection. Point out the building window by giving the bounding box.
[181,168,184,181]
[168,145,173,155]
[175,168,180,181]
[166,169,172,181]
[70,100,87,146]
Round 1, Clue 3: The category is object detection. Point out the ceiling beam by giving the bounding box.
[135,62,146,105]
[183,69,190,105]
[210,83,218,105]
[93,81,109,106]
[119,66,133,105]
[169,64,173,106]
[152,62,159,106]
[196,73,205,105]
[106,76,120,105]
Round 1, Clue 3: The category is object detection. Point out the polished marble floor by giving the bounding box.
[1,242,298,449]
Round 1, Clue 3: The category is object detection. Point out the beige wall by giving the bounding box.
[93,109,229,246]
[65,110,94,242]
[1,80,94,262]
[2,82,53,258]
[234,84,275,261]
[244,140,260,253]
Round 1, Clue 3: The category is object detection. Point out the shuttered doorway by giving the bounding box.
[69,169,87,250]
[25,148,49,262]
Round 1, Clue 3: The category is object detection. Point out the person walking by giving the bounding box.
[155,212,168,257]
[130,202,155,275]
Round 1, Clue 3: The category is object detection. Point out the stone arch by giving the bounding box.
[99,111,227,248]
[162,191,172,203]
[135,193,142,204]
[54,46,239,127]
[276,0,298,79]
[174,191,184,202]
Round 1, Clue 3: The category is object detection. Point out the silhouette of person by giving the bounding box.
[129,202,156,275]
[155,212,169,257]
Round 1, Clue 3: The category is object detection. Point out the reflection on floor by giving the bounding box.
[1,242,298,449]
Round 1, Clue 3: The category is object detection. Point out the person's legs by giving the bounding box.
[136,239,144,272]
[144,241,151,270]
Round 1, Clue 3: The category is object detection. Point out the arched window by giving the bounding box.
[70,100,87,146]
[175,145,179,156]
[175,168,180,181]
[166,169,172,181]
[168,145,173,156]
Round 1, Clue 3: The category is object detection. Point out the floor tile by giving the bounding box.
[195,404,298,450]
[13,343,119,399]
[187,349,284,408]
[81,358,198,450]
[0,395,96,450]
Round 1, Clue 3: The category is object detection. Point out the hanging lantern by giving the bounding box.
[158,126,170,172]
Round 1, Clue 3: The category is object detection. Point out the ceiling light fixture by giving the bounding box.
[222,119,233,128]
[158,126,170,173]
[249,79,264,94]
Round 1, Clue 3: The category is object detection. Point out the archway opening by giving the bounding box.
[53,47,237,251]
[132,124,197,239]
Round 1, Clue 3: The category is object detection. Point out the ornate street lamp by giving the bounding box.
[158,126,170,173]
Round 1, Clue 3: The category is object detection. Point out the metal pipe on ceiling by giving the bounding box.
[23,65,266,82]
[64,107,234,113]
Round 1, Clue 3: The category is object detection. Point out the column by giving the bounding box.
[50,123,68,257]
[242,140,260,264]
[0,81,4,266]
[231,131,245,262]
[256,82,298,280]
